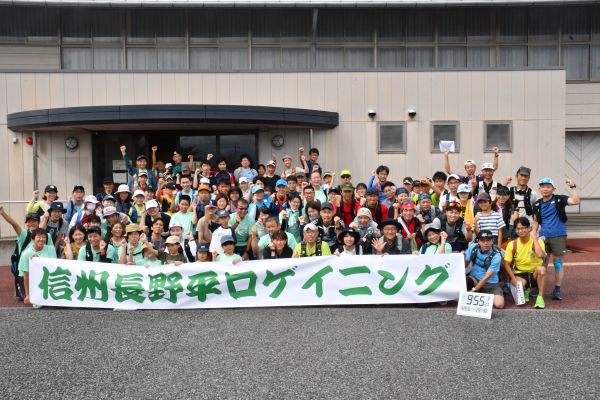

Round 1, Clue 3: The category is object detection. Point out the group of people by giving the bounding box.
[3,144,579,309]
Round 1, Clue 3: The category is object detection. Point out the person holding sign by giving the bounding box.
[465,230,505,309]
[503,217,547,309]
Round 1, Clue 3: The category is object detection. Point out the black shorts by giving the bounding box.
[515,272,538,289]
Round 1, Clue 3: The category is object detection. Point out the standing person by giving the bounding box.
[233,154,258,184]
[262,160,281,191]
[40,201,68,255]
[434,202,472,253]
[270,179,290,216]
[415,194,440,225]
[169,195,198,237]
[143,199,171,232]
[439,174,461,211]
[292,223,331,258]
[337,182,361,228]
[26,185,59,215]
[96,177,115,202]
[316,202,344,252]
[65,184,86,223]
[196,200,218,244]
[120,145,157,189]
[465,230,505,309]
[534,178,579,300]
[209,210,235,257]
[228,198,254,260]
[504,217,547,309]
[474,193,505,245]
[495,185,515,248]
[167,221,197,263]
[456,183,475,229]
[474,163,500,201]
[443,147,499,184]
[309,170,328,204]
[506,166,538,222]
[280,155,304,178]
[367,165,390,202]
[371,219,412,255]
[382,182,397,209]
[147,218,167,252]
[17,228,57,305]
[63,224,87,260]
[280,194,303,243]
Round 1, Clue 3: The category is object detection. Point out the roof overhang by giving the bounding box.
[7,105,339,132]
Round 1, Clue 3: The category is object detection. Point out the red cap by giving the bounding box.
[401,201,415,210]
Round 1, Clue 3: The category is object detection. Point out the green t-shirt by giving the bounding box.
[258,231,298,251]
[293,241,332,257]
[228,213,254,246]
[171,211,195,236]
[135,257,163,267]
[125,242,145,264]
[77,244,118,263]
[17,230,53,253]
[420,242,453,255]
[216,253,243,263]
[18,245,57,276]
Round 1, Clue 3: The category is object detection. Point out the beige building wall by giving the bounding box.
[0,70,566,238]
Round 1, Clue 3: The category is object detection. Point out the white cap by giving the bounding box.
[464,159,476,166]
[200,177,210,185]
[165,163,173,169]
[133,189,145,197]
[446,174,460,182]
[145,199,159,209]
[303,223,318,232]
[169,221,183,229]
[84,195,98,204]
[239,177,248,184]
[482,162,495,170]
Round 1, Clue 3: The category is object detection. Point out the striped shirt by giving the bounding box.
[476,211,505,236]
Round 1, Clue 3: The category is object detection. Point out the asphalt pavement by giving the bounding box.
[0,308,599,399]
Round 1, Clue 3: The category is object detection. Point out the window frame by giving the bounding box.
[431,121,460,153]
[377,121,407,154]
[484,121,513,152]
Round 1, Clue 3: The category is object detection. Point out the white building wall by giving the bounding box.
[0,70,566,238]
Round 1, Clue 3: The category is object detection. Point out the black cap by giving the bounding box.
[48,202,66,213]
[103,177,114,184]
[403,177,413,185]
[25,213,40,222]
[136,155,148,161]
[366,188,379,196]
[197,242,209,252]
[164,182,176,190]
[497,185,510,196]
[516,166,531,176]
[378,218,401,231]
[476,230,494,241]
[72,184,85,192]
[44,184,58,193]
[321,202,334,211]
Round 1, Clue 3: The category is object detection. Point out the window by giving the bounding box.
[378,123,406,153]
[431,122,460,152]
[562,45,590,80]
[485,122,512,152]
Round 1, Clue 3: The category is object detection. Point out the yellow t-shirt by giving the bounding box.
[504,237,546,274]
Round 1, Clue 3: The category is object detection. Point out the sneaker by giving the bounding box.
[552,286,562,300]
[524,288,530,303]
[530,287,539,297]
[534,296,545,309]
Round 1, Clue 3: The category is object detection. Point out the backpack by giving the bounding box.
[300,239,322,257]
[10,231,32,278]
[470,244,501,270]
[85,243,112,263]
[183,239,195,262]
[478,180,498,198]
[510,186,533,216]
[337,198,358,222]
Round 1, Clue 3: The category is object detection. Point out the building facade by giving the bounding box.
[0,0,599,240]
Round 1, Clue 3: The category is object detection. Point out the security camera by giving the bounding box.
[408,108,417,118]
[367,109,377,118]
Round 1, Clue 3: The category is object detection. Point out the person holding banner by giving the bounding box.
[137,242,162,267]
[77,226,117,263]
[504,217,547,309]
[216,235,243,264]
[334,228,362,256]
[465,230,505,309]
[18,228,57,305]
[263,231,294,259]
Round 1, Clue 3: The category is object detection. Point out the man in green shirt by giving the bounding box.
[78,226,118,263]
[293,223,332,258]
[228,198,253,260]
[18,228,57,305]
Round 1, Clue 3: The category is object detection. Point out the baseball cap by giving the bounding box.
[165,163,173,169]
[477,230,494,241]
[25,213,40,222]
[84,195,98,204]
[102,177,114,185]
[446,201,462,212]
[396,187,408,196]
[539,178,555,187]
[276,179,288,187]
[133,190,145,198]
[412,180,421,187]
[164,182,176,190]
[138,169,148,177]
[72,184,85,192]
[103,195,116,203]
[205,199,217,208]
[216,210,230,218]
[340,170,352,177]
[220,235,236,245]
[44,184,58,193]
[340,182,354,192]
[464,160,476,166]
[252,186,264,194]
[136,155,148,161]
[266,160,276,167]
[477,193,491,202]
[321,202,334,211]
[169,220,183,229]
[198,184,210,192]
[115,184,130,194]
[239,177,248,184]
[482,162,495,171]
[145,199,159,209]
[197,242,209,252]
[516,166,531,176]
[102,206,117,217]
[357,208,372,218]
[497,185,510,196]
[181,164,190,172]
[366,188,379,196]
[166,235,181,245]
[323,171,333,178]
[418,193,431,202]
[403,177,413,185]
[457,184,471,194]
[446,174,460,183]
[49,202,66,213]
[303,223,318,232]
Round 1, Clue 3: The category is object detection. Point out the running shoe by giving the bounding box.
[534,296,545,309]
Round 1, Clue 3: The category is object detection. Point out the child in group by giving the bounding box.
[209,210,235,257]
[439,174,461,211]
[474,193,505,245]
[137,242,163,267]
[160,236,186,265]
[457,183,475,229]
[216,235,242,264]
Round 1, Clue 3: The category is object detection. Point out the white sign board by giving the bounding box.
[456,290,494,319]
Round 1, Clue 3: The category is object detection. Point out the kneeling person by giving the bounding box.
[465,230,504,309]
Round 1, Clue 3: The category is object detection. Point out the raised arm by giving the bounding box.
[566,179,580,205]
[492,147,499,172]
[444,151,453,175]
[151,146,158,172]
[0,206,22,235]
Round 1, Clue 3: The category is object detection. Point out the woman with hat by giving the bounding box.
[115,184,135,220]
[119,223,145,265]
[26,184,59,215]
[419,220,452,255]
[334,228,362,256]
[160,235,186,265]
[349,207,380,255]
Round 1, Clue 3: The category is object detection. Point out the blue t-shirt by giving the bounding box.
[539,195,568,238]
[465,242,502,284]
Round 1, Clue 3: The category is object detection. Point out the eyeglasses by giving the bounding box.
[237,207,248,211]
